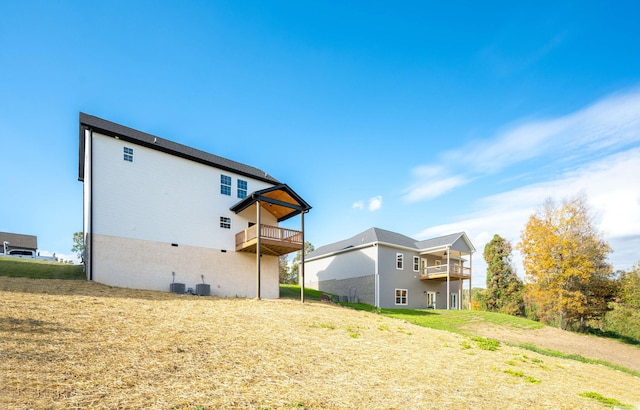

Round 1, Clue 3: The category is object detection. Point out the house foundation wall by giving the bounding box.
[91,234,279,298]
[307,275,375,305]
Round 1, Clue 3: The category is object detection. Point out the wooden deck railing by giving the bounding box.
[235,224,303,248]
[420,264,471,278]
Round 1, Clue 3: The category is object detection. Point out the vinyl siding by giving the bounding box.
[91,132,276,249]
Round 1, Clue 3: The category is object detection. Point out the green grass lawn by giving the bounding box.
[279,283,327,301]
[339,302,544,334]
[278,285,543,334]
[0,257,85,280]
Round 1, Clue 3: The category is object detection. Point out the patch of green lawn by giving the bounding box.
[279,284,328,301]
[340,303,543,334]
[0,257,84,280]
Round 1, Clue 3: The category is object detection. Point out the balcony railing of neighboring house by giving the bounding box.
[419,263,471,280]
[235,224,303,256]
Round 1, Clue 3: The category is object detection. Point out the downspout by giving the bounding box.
[88,128,94,281]
[374,243,379,308]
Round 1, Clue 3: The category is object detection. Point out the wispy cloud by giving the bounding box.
[414,147,640,286]
[353,196,383,212]
[403,88,640,203]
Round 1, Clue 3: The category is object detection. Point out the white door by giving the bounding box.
[450,293,458,310]
[427,292,437,309]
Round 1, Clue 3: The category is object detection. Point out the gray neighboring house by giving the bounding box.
[0,232,38,257]
[304,227,475,309]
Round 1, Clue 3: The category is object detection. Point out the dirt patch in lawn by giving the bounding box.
[463,322,640,373]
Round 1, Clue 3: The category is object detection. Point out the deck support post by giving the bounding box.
[256,200,261,300]
[469,252,473,310]
[301,211,305,303]
[446,247,451,310]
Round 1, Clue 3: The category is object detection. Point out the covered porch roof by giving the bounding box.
[230,184,312,222]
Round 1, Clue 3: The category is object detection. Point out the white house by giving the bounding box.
[78,113,311,298]
[304,227,475,309]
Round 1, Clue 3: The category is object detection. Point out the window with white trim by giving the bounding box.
[237,179,247,198]
[435,260,442,270]
[220,216,231,229]
[395,289,408,305]
[413,256,420,272]
[396,253,404,270]
[123,147,134,162]
[220,175,231,196]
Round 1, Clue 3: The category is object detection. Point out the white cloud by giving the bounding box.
[403,88,640,203]
[413,147,640,287]
[352,196,383,212]
[368,196,383,211]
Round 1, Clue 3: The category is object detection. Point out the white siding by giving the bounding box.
[305,245,377,283]
[91,132,276,249]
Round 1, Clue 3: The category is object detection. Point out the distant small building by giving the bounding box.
[0,231,38,258]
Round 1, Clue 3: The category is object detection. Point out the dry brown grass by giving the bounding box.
[1,276,639,409]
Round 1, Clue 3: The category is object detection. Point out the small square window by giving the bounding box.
[123,147,134,162]
[220,216,231,229]
[237,179,247,199]
[395,289,408,305]
[220,175,231,196]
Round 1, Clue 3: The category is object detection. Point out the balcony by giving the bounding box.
[235,224,303,256]
[419,263,471,280]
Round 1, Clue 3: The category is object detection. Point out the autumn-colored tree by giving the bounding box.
[483,234,524,315]
[518,195,615,331]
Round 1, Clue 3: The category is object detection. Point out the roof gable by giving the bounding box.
[230,184,312,222]
[78,113,280,185]
[306,228,475,260]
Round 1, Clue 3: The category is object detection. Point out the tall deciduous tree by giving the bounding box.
[603,263,640,342]
[518,195,614,331]
[279,255,292,284]
[290,241,315,284]
[483,234,524,315]
[71,232,85,263]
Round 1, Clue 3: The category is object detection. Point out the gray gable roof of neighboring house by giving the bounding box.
[78,113,281,185]
[0,232,38,250]
[307,227,474,260]
[417,232,474,251]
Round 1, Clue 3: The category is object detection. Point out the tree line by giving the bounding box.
[474,194,640,342]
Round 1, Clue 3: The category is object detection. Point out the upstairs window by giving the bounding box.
[413,256,420,272]
[396,253,404,270]
[220,175,231,196]
[237,179,247,199]
[220,216,231,229]
[123,147,134,162]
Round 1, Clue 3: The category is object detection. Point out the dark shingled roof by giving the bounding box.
[306,227,473,260]
[78,113,281,185]
[0,232,38,251]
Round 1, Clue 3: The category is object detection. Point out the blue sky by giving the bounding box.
[1,1,639,285]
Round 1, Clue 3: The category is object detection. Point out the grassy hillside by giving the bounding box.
[1,276,639,409]
[0,257,84,280]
